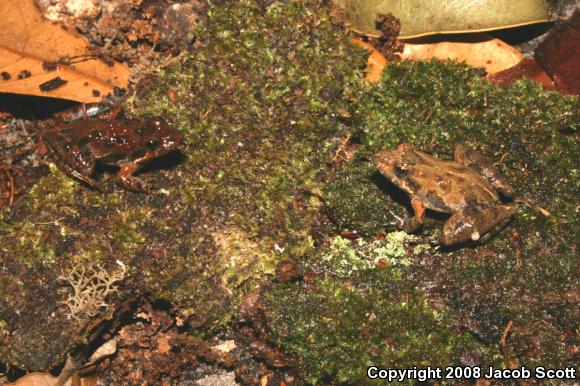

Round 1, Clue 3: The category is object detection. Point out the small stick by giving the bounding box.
[500,320,513,367]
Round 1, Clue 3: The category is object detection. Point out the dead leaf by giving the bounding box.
[0,0,129,102]
[85,339,117,366]
[535,10,580,95]
[5,373,71,386]
[156,334,171,354]
[351,38,387,82]
[400,34,524,74]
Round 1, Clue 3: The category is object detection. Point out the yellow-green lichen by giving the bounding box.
[317,233,418,277]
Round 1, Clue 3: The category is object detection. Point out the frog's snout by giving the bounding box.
[372,151,395,169]
[164,130,185,150]
[372,152,386,166]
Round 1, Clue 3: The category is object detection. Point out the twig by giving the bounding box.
[500,320,513,367]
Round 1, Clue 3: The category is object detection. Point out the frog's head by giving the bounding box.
[141,118,184,155]
[372,143,417,186]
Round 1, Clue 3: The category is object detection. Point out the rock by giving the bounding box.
[36,0,101,22]
[488,58,556,90]
[535,9,580,94]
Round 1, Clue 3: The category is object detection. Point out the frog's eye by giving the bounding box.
[394,165,407,177]
[145,140,160,150]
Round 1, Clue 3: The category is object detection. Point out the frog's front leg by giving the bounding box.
[398,198,425,233]
[115,163,146,192]
[441,204,516,245]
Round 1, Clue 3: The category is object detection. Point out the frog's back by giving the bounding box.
[409,153,500,213]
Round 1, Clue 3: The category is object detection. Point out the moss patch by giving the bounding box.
[267,268,490,385]
[0,0,367,370]
[318,61,579,370]
[130,0,367,247]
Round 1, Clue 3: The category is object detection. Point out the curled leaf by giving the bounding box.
[334,0,550,38]
[0,0,129,102]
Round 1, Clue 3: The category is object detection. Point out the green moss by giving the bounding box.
[131,0,367,245]
[324,158,400,235]
[122,0,368,326]
[29,164,79,214]
[131,1,364,314]
[321,60,579,368]
[267,269,491,385]
[1,0,369,370]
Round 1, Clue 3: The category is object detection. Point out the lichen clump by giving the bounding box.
[317,233,415,277]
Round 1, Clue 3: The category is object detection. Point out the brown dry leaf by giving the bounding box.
[351,38,387,82]
[79,376,99,386]
[0,0,129,102]
[400,34,524,74]
[488,58,556,90]
[5,372,71,386]
[156,334,172,354]
[85,339,117,366]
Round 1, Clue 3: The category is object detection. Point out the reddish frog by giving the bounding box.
[373,143,515,245]
[39,118,184,191]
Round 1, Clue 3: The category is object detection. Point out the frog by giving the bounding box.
[373,143,516,245]
[39,118,184,192]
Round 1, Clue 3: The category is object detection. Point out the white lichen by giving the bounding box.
[58,261,127,321]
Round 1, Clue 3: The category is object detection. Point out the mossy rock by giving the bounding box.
[0,0,366,370]
[267,270,488,385]
[266,63,578,382]
[317,61,579,378]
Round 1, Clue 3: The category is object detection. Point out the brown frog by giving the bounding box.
[39,118,184,191]
[373,143,516,245]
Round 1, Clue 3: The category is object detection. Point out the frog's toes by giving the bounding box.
[115,174,147,192]
[389,210,405,227]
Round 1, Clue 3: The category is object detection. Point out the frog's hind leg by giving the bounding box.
[441,204,515,245]
[41,138,101,190]
[62,162,101,191]
[453,144,514,198]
